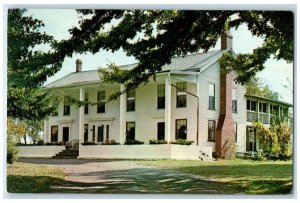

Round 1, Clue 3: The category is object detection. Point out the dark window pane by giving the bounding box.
[51,126,58,142]
[157,84,165,109]
[251,101,257,111]
[232,100,237,113]
[126,122,135,141]
[157,122,165,140]
[84,93,89,114]
[209,96,215,110]
[176,119,187,140]
[127,89,135,111]
[63,104,70,116]
[84,124,88,142]
[208,120,216,141]
[97,91,105,113]
[52,107,58,116]
[176,82,187,108]
[247,100,251,110]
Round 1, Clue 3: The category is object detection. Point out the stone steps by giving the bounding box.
[52,149,79,159]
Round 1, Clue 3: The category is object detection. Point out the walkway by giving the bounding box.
[18,158,237,194]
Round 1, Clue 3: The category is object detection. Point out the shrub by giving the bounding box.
[81,142,96,145]
[149,139,168,144]
[124,140,144,145]
[170,139,194,145]
[101,139,120,145]
[7,136,18,164]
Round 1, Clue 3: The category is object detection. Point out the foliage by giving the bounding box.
[7,136,18,164]
[252,120,292,159]
[124,140,144,145]
[170,139,194,145]
[44,141,64,146]
[245,77,280,100]
[81,142,96,145]
[8,9,61,120]
[220,138,237,160]
[101,139,120,145]
[7,117,26,143]
[52,10,292,101]
[24,119,44,144]
[149,139,168,144]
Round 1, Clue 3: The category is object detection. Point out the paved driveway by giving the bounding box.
[18,158,238,194]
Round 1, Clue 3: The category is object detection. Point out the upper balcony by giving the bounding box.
[245,94,293,125]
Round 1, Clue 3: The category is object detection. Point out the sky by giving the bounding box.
[26,9,294,104]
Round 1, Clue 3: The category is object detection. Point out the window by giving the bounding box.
[84,93,89,114]
[208,84,215,110]
[51,125,58,142]
[84,124,88,142]
[157,122,165,140]
[127,89,135,111]
[97,91,105,113]
[232,88,237,113]
[208,120,216,141]
[63,102,70,116]
[176,82,187,108]
[259,102,267,113]
[126,122,135,141]
[157,84,165,109]
[176,119,187,140]
[247,100,257,111]
[234,123,237,143]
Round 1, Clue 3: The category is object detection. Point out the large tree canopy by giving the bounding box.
[7,9,60,120]
[53,10,293,100]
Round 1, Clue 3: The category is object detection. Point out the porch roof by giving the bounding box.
[43,50,225,88]
[245,94,293,107]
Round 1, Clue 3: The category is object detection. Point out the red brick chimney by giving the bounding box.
[215,31,235,159]
[76,59,82,72]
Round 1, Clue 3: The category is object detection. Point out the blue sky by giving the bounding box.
[26,9,293,104]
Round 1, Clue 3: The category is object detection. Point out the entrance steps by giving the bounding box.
[52,148,79,159]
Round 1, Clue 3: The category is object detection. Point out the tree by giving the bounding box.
[24,120,44,144]
[7,9,61,120]
[246,77,281,100]
[253,119,292,159]
[7,118,26,163]
[53,10,293,100]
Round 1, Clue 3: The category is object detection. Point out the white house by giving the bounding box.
[36,33,292,160]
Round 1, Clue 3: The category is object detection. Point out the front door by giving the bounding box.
[246,126,257,151]
[97,125,104,143]
[63,127,69,143]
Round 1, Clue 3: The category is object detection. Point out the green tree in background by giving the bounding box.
[246,77,281,100]
[7,9,60,120]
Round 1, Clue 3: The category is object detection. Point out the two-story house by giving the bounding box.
[41,33,292,160]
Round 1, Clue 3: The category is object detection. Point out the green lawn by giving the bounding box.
[7,162,65,193]
[138,159,293,194]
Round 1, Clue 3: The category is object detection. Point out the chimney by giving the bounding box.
[215,32,235,159]
[221,31,233,50]
[76,59,82,72]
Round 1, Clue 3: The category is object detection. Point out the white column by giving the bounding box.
[257,100,260,122]
[268,103,271,124]
[165,74,172,143]
[79,88,85,143]
[120,84,126,144]
[44,120,48,143]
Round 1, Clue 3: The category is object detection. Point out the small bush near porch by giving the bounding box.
[139,159,293,194]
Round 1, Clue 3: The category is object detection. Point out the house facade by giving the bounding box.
[42,33,292,159]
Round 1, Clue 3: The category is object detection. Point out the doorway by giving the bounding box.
[63,127,69,143]
[246,126,257,151]
[97,125,104,143]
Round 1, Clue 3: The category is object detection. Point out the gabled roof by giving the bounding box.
[43,50,226,88]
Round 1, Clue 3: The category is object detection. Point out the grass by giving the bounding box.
[7,162,65,193]
[138,159,293,194]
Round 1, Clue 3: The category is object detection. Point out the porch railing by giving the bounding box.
[259,113,269,124]
[247,111,258,122]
